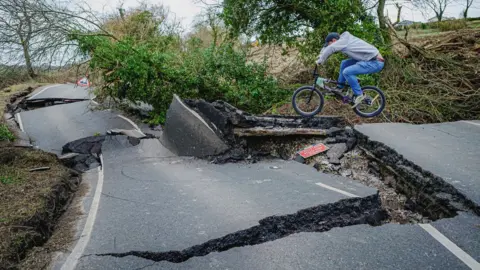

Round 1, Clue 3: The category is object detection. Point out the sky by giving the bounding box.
[82,0,480,30]
[83,0,205,30]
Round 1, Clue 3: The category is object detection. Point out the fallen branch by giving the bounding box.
[234,127,327,137]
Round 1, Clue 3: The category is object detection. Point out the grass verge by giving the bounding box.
[0,147,77,269]
[1,83,80,269]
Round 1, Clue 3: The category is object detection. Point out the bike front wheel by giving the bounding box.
[353,86,386,118]
[292,86,324,117]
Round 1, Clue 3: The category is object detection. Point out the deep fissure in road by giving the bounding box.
[98,194,386,263]
[183,99,479,224]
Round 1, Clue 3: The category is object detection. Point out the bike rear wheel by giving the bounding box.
[353,86,386,118]
[292,86,324,117]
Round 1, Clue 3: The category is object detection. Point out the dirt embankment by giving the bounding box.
[0,85,81,269]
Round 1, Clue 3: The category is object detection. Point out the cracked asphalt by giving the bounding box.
[17,84,480,269]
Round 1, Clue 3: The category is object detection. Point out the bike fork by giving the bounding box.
[306,85,316,103]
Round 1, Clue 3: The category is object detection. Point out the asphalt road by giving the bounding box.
[28,84,93,100]
[15,85,480,269]
[19,101,134,154]
[355,121,480,206]
[71,136,477,270]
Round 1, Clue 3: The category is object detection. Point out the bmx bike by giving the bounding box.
[292,65,386,118]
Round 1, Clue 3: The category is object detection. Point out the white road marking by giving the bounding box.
[419,224,480,269]
[315,182,360,198]
[117,114,146,136]
[61,155,105,270]
[16,113,25,132]
[461,121,480,127]
[315,181,480,269]
[29,84,61,99]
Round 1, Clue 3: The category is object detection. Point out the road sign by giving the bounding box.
[298,143,329,158]
[77,76,91,87]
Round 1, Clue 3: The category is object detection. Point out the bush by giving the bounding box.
[0,124,14,141]
[421,23,428,30]
[72,29,285,123]
[430,20,467,31]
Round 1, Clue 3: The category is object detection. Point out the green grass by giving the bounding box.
[0,124,15,141]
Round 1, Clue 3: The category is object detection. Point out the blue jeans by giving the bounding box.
[337,58,384,96]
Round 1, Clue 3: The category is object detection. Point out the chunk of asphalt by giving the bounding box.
[107,128,146,139]
[62,135,106,155]
[98,194,386,263]
[163,95,230,157]
[59,152,100,172]
[327,143,348,165]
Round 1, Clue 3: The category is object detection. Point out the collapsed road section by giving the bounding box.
[163,95,479,223]
[87,96,480,269]
[9,88,479,269]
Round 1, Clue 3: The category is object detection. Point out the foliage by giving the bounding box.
[222,0,383,58]
[71,8,285,124]
[430,20,468,31]
[0,124,14,141]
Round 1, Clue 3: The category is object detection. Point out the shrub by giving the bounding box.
[431,20,468,31]
[0,124,14,141]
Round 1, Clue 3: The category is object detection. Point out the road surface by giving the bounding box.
[355,121,480,206]
[16,84,480,270]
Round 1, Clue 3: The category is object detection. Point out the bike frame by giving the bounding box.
[310,65,353,104]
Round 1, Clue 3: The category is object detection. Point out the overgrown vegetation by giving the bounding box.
[71,6,288,123]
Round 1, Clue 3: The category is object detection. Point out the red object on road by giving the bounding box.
[298,143,329,158]
[76,76,91,87]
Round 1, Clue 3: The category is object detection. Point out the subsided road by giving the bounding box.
[16,84,480,269]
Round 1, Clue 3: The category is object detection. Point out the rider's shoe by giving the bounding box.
[351,94,365,108]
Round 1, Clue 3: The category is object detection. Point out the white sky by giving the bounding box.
[384,1,480,22]
[83,0,480,30]
[83,0,205,30]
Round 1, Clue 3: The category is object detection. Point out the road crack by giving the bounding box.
[97,194,386,263]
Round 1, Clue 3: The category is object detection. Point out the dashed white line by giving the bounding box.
[29,84,61,99]
[461,121,480,127]
[315,182,359,198]
[16,113,25,132]
[61,155,105,270]
[315,181,480,269]
[419,224,480,269]
[117,114,146,136]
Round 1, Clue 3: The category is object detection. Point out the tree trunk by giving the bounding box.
[436,11,443,22]
[377,0,391,44]
[463,7,469,19]
[395,4,402,25]
[21,40,35,78]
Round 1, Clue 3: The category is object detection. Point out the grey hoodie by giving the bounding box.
[316,31,379,64]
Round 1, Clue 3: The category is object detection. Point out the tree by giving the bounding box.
[393,2,403,25]
[459,0,474,19]
[222,0,381,57]
[0,0,79,78]
[412,0,454,22]
[376,0,390,42]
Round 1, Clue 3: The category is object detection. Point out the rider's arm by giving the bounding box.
[316,37,349,65]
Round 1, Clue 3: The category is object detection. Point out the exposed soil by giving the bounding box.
[0,147,80,269]
[0,84,83,270]
[182,99,477,225]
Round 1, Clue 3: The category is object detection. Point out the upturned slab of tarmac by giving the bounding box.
[162,94,229,157]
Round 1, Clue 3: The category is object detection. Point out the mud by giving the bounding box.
[98,194,386,263]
